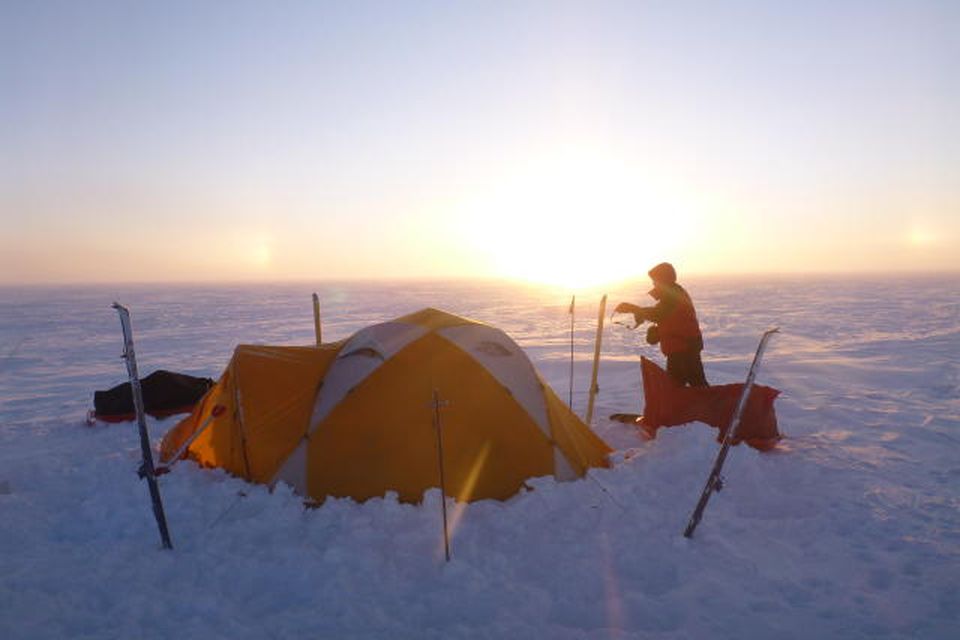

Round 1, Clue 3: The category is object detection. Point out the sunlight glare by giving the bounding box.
[248,236,274,268]
[444,443,491,542]
[908,227,936,247]
[458,152,697,289]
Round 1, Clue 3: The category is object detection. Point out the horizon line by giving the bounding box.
[1,268,958,289]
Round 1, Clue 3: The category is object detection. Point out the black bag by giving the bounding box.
[94,370,213,418]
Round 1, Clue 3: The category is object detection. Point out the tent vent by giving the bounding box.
[474,341,513,357]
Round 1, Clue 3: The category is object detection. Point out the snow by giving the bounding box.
[1,275,958,639]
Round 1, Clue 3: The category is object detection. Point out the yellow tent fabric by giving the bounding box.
[161,308,611,503]
[160,344,343,484]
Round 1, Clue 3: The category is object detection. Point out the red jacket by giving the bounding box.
[657,286,702,355]
[638,284,703,356]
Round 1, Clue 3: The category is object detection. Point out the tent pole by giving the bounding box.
[312,293,322,346]
[432,389,451,562]
[231,368,254,480]
[157,403,226,472]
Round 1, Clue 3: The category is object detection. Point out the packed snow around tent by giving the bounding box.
[1,276,958,639]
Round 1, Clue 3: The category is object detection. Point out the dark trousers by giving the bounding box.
[667,350,709,387]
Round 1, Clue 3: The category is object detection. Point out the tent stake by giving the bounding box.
[312,293,322,346]
[585,294,607,424]
[112,303,174,550]
[432,389,451,562]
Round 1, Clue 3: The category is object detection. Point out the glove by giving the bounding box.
[645,325,660,345]
[614,302,644,328]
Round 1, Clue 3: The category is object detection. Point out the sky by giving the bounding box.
[2,0,958,287]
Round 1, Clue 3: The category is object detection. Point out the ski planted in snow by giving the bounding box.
[585,294,607,425]
[683,327,779,539]
[113,303,174,550]
[312,293,322,346]
[568,295,575,408]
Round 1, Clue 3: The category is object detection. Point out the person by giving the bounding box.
[615,262,708,388]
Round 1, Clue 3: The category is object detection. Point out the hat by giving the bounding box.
[648,262,677,284]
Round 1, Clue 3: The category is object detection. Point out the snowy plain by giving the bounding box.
[0,275,957,639]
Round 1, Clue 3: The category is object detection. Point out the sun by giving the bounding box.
[458,151,697,289]
[252,242,272,266]
[235,233,274,271]
[908,226,936,247]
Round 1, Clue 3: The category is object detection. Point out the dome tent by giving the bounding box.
[160,308,611,503]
